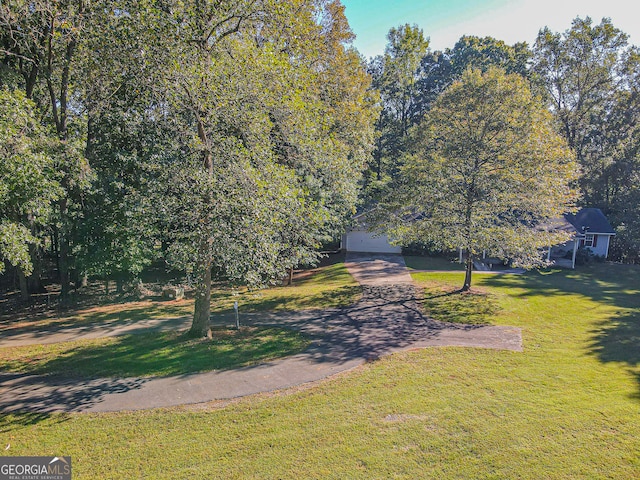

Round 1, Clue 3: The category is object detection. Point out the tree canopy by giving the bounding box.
[378,68,579,290]
[0,1,376,334]
[532,16,640,262]
[0,88,60,279]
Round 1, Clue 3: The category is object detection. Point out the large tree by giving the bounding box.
[366,31,533,202]
[0,88,61,298]
[415,35,531,117]
[127,0,376,336]
[367,24,429,184]
[532,16,640,262]
[0,0,91,298]
[379,68,579,290]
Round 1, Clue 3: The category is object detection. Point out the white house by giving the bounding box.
[548,208,616,268]
[341,213,401,254]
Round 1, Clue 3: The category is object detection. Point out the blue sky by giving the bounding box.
[341,0,639,59]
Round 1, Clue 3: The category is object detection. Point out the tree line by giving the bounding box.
[2,5,639,330]
[366,18,640,265]
[0,0,376,336]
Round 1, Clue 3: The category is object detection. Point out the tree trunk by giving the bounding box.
[20,218,45,294]
[26,242,46,294]
[17,268,30,301]
[462,251,473,292]
[27,273,46,294]
[58,200,71,299]
[287,266,294,286]
[52,226,59,260]
[187,88,214,337]
[190,257,212,337]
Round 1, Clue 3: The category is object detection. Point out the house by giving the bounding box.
[548,208,616,268]
[341,213,401,254]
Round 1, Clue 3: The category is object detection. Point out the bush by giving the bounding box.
[573,247,604,266]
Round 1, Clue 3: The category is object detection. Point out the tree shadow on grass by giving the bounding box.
[0,412,68,433]
[211,285,362,314]
[588,308,640,400]
[0,328,309,379]
[481,263,640,399]
[418,287,500,325]
[0,302,193,338]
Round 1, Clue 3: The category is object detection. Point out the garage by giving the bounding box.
[342,230,402,254]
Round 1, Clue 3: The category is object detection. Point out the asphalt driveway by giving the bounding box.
[0,254,522,413]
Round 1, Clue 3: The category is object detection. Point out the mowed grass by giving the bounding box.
[0,257,360,335]
[417,280,500,324]
[209,258,361,313]
[0,327,309,378]
[1,264,639,478]
[404,254,465,271]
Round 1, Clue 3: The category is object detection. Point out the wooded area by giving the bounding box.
[0,0,376,335]
[365,18,640,266]
[2,3,640,329]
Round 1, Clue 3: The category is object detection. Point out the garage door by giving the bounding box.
[345,231,401,253]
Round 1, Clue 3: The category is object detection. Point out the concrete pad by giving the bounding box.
[345,253,414,285]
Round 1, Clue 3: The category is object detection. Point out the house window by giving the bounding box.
[584,234,595,247]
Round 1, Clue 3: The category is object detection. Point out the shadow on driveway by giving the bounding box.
[0,256,522,413]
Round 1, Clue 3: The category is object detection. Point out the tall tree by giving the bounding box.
[132,0,375,336]
[532,17,640,261]
[0,0,91,298]
[367,31,533,200]
[0,88,61,298]
[532,17,628,203]
[415,35,531,117]
[368,24,429,183]
[378,68,579,290]
[448,35,530,78]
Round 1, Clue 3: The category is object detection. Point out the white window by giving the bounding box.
[584,234,594,247]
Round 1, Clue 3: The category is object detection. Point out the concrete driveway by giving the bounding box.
[344,253,414,285]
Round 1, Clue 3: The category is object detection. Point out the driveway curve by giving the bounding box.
[0,254,522,413]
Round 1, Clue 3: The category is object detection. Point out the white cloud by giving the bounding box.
[350,0,640,56]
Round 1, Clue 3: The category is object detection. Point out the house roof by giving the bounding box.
[564,208,616,235]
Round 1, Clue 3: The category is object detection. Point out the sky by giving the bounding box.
[341,0,640,59]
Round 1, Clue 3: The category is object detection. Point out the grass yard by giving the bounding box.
[417,279,499,324]
[1,263,639,478]
[0,255,360,335]
[209,258,360,313]
[404,254,465,271]
[0,327,309,378]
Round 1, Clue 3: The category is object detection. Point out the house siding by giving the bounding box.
[343,231,402,254]
[587,234,612,258]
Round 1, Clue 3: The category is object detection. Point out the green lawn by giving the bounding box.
[210,258,361,313]
[1,264,639,478]
[0,327,309,378]
[0,256,360,335]
[416,279,499,324]
[404,254,465,271]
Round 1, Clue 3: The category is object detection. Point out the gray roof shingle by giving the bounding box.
[564,208,616,235]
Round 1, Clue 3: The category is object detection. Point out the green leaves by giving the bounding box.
[0,88,61,274]
[380,68,579,285]
[0,222,36,275]
[1,1,375,307]
[532,16,640,262]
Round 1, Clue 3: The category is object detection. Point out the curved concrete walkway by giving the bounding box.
[0,254,522,413]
